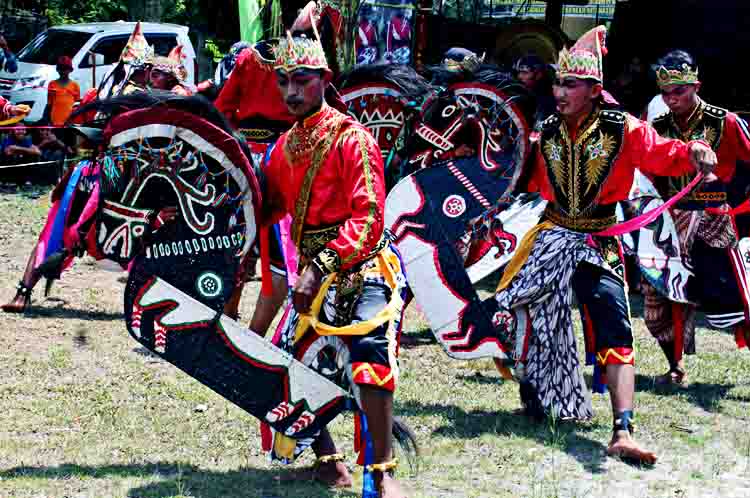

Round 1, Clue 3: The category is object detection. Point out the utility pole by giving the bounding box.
[544,0,564,29]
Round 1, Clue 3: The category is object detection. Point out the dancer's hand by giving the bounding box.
[688,142,717,174]
[293,264,323,313]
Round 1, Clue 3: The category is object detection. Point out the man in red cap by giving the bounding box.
[44,56,80,126]
[498,26,718,463]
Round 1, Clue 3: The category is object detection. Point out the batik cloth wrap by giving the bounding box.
[643,100,740,355]
[641,207,736,353]
[495,221,633,420]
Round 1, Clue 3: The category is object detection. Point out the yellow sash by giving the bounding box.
[294,249,403,344]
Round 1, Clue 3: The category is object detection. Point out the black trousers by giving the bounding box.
[572,262,633,351]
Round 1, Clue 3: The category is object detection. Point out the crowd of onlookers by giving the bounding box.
[1,51,79,177]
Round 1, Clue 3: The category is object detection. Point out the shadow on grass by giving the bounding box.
[23,305,123,322]
[634,374,741,411]
[397,400,608,474]
[0,462,358,498]
[400,327,437,349]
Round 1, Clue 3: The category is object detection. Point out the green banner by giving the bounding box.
[239,0,265,43]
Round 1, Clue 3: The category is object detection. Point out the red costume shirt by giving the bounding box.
[265,103,385,273]
[0,95,12,119]
[387,15,411,52]
[650,101,750,194]
[528,109,698,224]
[214,47,294,128]
[356,20,378,52]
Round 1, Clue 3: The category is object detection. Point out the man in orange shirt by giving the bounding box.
[45,56,80,126]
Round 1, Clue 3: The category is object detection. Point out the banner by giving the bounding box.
[239,0,265,43]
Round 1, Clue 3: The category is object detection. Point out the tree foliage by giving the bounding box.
[46,0,128,25]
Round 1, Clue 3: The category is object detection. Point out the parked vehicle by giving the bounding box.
[0,21,196,123]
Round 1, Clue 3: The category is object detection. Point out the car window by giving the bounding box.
[18,30,93,65]
[80,33,179,68]
[80,35,130,67]
[147,34,179,56]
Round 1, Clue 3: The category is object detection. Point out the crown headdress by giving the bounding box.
[151,44,188,82]
[274,31,328,73]
[655,63,699,87]
[120,22,155,69]
[557,25,607,82]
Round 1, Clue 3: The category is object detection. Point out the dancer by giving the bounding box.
[498,26,717,463]
[1,25,154,314]
[263,32,408,497]
[642,50,750,384]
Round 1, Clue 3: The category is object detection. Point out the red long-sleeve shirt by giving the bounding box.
[214,47,294,128]
[528,113,698,205]
[0,95,12,119]
[265,103,385,273]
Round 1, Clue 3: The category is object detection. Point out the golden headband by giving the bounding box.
[274,31,329,73]
[656,63,699,87]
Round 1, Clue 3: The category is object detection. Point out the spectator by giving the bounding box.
[44,56,81,126]
[1,125,41,163]
[514,55,557,126]
[0,34,18,73]
[37,127,71,163]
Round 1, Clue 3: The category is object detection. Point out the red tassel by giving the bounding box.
[582,304,596,361]
[672,303,684,364]
[259,226,273,297]
[735,323,749,350]
[354,414,364,465]
[260,422,272,452]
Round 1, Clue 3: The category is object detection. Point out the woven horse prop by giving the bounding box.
[347,64,548,369]
[63,93,359,462]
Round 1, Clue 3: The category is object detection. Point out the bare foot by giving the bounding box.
[607,430,657,465]
[380,474,408,498]
[276,461,352,488]
[1,293,30,313]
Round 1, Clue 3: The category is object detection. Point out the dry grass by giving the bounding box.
[2,184,750,498]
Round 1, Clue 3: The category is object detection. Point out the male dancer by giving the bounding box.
[498,27,717,463]
[263,32,408,498]
[643,50,750,384]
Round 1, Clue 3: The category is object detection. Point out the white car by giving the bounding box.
[0,21,196,123]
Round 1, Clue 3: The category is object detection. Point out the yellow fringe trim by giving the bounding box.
[351,363,394,387]
[366,458,398,473]
[596,349,635,365]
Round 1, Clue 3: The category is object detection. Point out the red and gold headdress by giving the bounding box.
[655,63,699,87]
[120,21,154,69]
[557,25,607,82]
[274,31,329,73]
[151,44,188,82]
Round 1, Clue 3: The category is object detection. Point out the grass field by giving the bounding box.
[2,184,750,498]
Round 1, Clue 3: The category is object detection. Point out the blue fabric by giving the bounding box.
[1,135,33,152]
[359,411,378,498]
[44,161,84,260]
[0,49,18,73]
